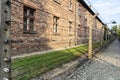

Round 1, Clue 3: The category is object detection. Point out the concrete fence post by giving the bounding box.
[0,0,11,80]
[88,14,98,59]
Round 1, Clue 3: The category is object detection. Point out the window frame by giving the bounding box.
[69,0,73,11]
[78,9,81,16]
[53,16,59,33]
[69,21,72,35]
[23,6,37,34]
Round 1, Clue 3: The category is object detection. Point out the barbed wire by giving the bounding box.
[10,0,102,80]
[10,0,101,42]
[83,0,105,24]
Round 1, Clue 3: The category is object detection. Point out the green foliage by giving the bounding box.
[112,25,117,32]
[111,25,120,37]
[117,25,120,37]
[11,42,102,80]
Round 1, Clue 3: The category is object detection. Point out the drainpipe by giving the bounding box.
[75,0,78,45]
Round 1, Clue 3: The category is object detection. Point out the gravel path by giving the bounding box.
[66,39,120,80]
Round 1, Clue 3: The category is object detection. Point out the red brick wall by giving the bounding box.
[11,0,76,56]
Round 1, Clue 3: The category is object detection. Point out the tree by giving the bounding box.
[117,25,120,37]
[111,25,120,37]
[112,25,117,33]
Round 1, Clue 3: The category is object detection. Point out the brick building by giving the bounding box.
[76,0,104,44]
[11,0,104,56]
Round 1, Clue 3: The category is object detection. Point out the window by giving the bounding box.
[69,21,72,35]
[53,16,59,33]
[78,9,81,16]
[84,27,87,37]
[85,11,87,20]
[69,0,72,10]
[23,6,36,34]
[78,25,81,37]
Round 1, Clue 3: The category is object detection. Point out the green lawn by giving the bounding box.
[11,41,109,80]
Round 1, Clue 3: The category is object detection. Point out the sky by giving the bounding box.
[85,0,120,27]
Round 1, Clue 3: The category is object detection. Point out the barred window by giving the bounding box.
[78,9,81,16]
[78,25,81,37]
[69,0,72,10]
[69,21,72,35]
[84,27,87,37]
[53,16,59,33]
[23,6,36,34]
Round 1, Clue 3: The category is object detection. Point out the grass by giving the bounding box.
[11,41,108,80]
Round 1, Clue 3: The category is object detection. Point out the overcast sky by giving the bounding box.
[85,0,120,27]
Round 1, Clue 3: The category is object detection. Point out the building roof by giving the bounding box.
[78,0,105,25]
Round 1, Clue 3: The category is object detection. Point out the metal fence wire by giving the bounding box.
[0,0,104,80]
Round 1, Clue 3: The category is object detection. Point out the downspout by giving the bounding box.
[75,0,78,45]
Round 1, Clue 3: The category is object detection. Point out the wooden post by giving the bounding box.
[0,0,11,80]
[100,25,104,47]
[88,19,93,59]
[88,14,98,59]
